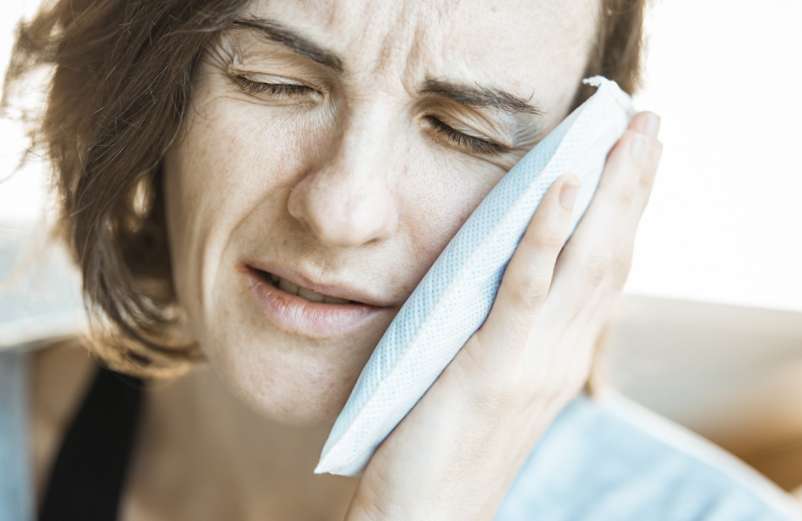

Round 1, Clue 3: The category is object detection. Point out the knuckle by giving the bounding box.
[616,184,640,209]
[581,252,610,288]
[609,252,633,286]
[510,275,551,308]
[527,227,565,250]
[638,169,656,192]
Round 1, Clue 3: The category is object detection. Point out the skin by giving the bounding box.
[154,0,662,519]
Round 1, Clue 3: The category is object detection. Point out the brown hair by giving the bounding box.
[1,0,650,382]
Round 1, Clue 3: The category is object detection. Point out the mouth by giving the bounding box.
[239,264,392,339]
[253,267,362,305]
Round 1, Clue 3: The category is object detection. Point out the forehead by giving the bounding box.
[241,0,599,114]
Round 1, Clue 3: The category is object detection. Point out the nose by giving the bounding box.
[287,99,399,247]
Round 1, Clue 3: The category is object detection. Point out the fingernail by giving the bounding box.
[560,176,580,211]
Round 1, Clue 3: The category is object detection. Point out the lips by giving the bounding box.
[253,268,356,305]
[241,260,394,308]
[239,263,392,338]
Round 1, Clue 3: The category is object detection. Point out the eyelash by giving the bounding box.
[421,115,506,155]
[232,75,506,156]
[233,75,315,97]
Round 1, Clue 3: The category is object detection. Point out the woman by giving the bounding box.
[4,0,794,520]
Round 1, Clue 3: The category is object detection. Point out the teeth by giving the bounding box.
[298,286,326,303]
[276,275,301,295]
[271,273,352,305]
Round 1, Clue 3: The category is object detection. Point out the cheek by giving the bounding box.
[160,102,292,336]
[162,91,342,337]
[399,148,504,284]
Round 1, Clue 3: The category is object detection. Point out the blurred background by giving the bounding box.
[2,0,801,498]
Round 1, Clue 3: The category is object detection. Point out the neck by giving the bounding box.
[135,362,359,521]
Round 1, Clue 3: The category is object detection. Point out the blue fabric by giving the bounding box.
[2,345,800,521]
[495,393,802,520]
[0,347,35,521]
[0,228,85,347]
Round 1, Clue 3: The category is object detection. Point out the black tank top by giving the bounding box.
[37,361,146,521]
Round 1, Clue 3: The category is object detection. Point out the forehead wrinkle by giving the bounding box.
[403,21,426,79]
[367,0,457,79]
[365,2,414,77]
[322,0,338,28]
[290,0,338,28]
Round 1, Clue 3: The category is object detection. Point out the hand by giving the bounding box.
[344,111,663,521]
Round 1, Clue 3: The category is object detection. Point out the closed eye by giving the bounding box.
[422,115,507,156]
[231,74,318,98]
[231,74,507,156]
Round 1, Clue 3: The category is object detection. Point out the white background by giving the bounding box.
[1,0,801,312]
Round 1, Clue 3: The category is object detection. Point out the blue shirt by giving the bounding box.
[1,228,801,520]
[2,343,801,520]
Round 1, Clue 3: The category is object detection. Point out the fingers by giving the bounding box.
[591,111,663,226]
[543,111,663,329]
[448,110,662,414]
[475,172,581,347]
[451,172,582,412]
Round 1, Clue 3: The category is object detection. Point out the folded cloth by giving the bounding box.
[492,387,802,520]
[315,75,635,476]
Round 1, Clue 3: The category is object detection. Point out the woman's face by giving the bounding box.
[163,0,599,426]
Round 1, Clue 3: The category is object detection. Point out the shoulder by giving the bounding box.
[0,337,97,520]
[29,337,98,429]
[26,337,98,505]
[495,389,802,521]
[0,337,96,429]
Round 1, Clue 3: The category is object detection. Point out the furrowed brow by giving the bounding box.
[230,16,345,73]
[227,18,546,126]
[420,76,546,118]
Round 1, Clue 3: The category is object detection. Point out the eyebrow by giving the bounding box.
[229,16,546,118]
[231,17,345,73]
[419,77,545,117]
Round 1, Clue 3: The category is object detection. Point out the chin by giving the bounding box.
[199,327,371,429]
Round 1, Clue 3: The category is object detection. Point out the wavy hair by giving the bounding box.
[1,0,651,381]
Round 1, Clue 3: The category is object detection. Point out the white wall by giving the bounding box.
[0,0,47,224]
[1,0,801,312]
[627,0,802,313]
